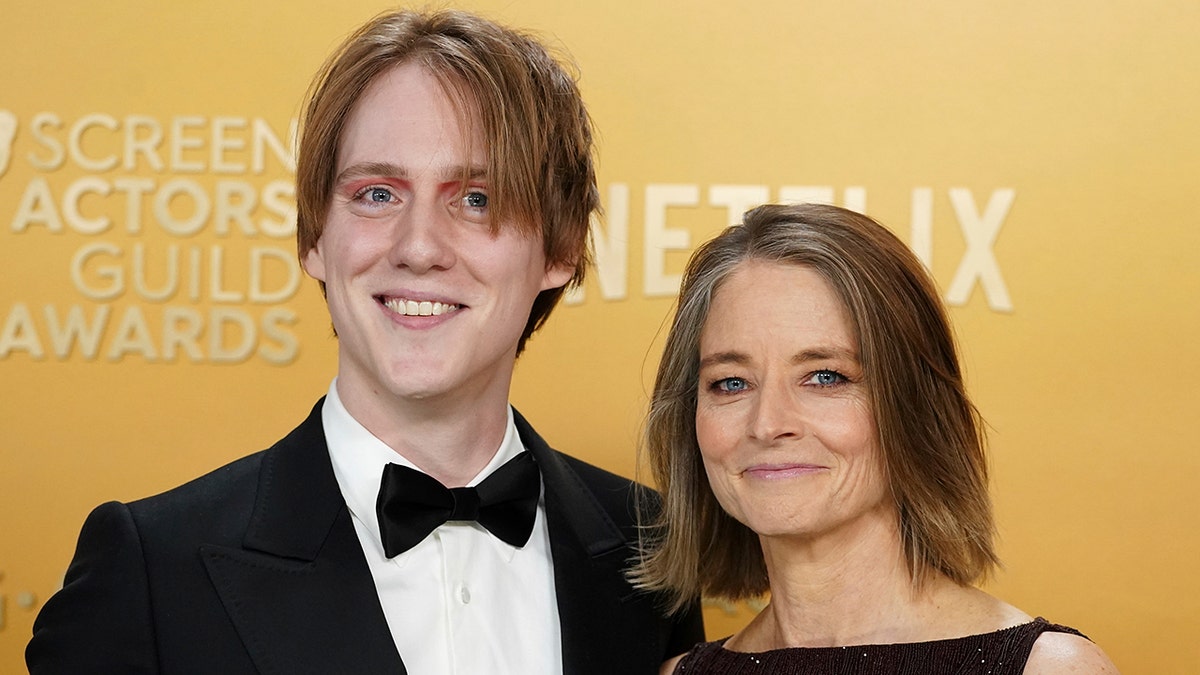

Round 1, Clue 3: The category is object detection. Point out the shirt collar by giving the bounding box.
[321,378,528,560]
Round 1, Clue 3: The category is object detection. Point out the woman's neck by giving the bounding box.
[741,510,918,648]
[728,508,1017,651]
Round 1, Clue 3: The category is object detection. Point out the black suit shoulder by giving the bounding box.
[125,450,266,543]
[27,403,339,674]
[26,453,271,675]
[551,450,662,537]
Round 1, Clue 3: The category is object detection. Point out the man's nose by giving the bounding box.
[387,198,457,273]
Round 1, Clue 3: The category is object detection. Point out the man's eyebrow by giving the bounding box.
[334,161,487,184]
[335,162,407,184]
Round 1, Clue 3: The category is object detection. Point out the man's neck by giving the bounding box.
[333,378,512,487]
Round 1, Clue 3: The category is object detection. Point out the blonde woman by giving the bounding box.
[635,203,1117,674]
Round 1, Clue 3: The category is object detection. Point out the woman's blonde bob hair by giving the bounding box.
[632,203,999,612]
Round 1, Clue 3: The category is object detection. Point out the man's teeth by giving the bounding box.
[384,298,460,316]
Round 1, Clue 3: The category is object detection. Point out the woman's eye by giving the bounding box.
[368,187,393,202]
[713,377,749,394]
[808,370,847,387]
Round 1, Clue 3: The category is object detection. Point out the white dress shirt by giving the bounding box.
[321,380,563,674]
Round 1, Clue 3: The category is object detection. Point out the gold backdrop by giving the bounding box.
[2,2,1198,672]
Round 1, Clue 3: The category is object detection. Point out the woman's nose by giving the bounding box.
[747,379,804,443]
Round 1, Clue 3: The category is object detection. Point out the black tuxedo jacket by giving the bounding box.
[27,400,704,674]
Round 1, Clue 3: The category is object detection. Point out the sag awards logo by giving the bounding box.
[0,108,1017,365]
[0,109,16,177]
[0,108,304,365]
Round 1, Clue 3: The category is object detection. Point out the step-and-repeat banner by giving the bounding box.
[2,2,1197,671]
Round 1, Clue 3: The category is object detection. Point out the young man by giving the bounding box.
[27,9,703,674]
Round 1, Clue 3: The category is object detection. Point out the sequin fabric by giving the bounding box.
[674,617,1087,674]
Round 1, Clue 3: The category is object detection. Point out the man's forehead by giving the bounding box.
[333,63,491,178]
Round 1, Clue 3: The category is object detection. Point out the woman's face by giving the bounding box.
[695,260,890,541]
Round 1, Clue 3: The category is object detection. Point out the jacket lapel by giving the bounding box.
[516,410,671,675]
[202,400,405,674]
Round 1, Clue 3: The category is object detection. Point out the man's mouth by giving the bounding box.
[379,296,461,317]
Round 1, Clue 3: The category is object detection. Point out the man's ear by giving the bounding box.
[541,261,575,291]
[302,244,326,282]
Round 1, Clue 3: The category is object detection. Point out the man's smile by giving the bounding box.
[378,295,462,317]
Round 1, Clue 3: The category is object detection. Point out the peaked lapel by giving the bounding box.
[515,410,675,675]
[201,400,406,674]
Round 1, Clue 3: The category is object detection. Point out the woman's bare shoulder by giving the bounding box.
[1024,631,1120,674]
[659,653,685,675]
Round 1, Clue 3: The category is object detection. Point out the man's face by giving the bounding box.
[303,61,572,416]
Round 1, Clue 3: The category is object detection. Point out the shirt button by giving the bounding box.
[459,586,471,604]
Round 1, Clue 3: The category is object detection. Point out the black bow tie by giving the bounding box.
[376,451,541,558]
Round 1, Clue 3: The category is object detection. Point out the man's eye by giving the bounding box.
[463,191,488,209]
[352,186,395,204]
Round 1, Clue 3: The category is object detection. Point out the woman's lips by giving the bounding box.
[743,464,828,480]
